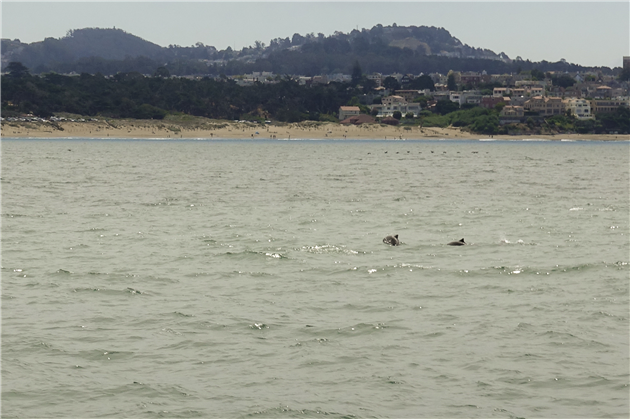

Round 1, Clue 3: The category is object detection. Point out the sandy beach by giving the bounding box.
[1,117,626,141]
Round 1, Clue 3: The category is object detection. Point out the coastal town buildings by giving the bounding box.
[338,106,361,121]
[393,90,425,102]
[481,96,510,109]
[564,98,593,120]
[524,96,565,116]
[448,90,483,106]
[589,97,630,114]
[499,105,525,124]
[493,87,509,97]
[369,95,422,117]
[4,55,629,128]
[367,73,383,87]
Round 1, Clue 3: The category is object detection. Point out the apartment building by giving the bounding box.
[594,85,613,98]
[493,87,510,97]
[589,97,630,114]
[499,105,525,124]
[564,98,593,119]
[449,91,482,106]
[371,95,421,117]
[524,96,565,116]
[501,105,525,117]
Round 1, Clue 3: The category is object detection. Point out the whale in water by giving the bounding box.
[383,234,400,246]
[447,238,466,246]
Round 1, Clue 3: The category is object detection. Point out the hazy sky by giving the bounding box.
[2,1,629,68]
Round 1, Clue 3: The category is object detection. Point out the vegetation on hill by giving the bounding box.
[2,26,617,77]
[3,62,628,135]
[414,106,629,135]
[1,62,359,122]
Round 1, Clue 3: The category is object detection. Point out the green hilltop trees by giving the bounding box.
[1,63,359,122]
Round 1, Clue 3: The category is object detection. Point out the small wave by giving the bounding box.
[236,270,274,277]
[245,405,354,418]
[76,349,135,362]
[71,287,147,296]
[222,250,289,260]
[336,322,388,336]
[265,252,285,259]
[536,330,606,347]
[499,238,525,244]
[486,263,602,276]
[173,311,194,318]
[548,263,604,273]
[299,244,359,255]
[487,266,529,275]
[363,263,434,275]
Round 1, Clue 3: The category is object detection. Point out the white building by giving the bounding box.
[564,98,593,120]
[449,91,482,106]
[371,95,421,117]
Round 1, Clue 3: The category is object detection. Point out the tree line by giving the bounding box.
[1,62,362,122]
[3,62,628,135]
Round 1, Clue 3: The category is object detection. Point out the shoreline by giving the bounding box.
[1,118,627,141]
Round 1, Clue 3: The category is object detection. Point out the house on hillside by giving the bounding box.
[594,85,613,98]
[564,98,593,120]
[499,105,525,124]
[449,91,482,106]
[371,95,421,117]
[501,105,524,118]
[367,73,383,87]
[524,96,565,116]
[460,72,482,85]
[481,96,511,109]
[393,90,422,102]
[493,87,510,97]
[338,106,361,121]
[590,97,630,114]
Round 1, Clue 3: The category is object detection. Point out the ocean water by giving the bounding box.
[2,138,629,418]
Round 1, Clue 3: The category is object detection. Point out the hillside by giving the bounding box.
[1,25,611,76]
[61,28,165,60]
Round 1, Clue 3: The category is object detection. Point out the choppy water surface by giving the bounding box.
[2,138,629,418]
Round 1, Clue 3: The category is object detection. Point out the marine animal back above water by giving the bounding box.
[447,238,466,246]
[383,234,400,246]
